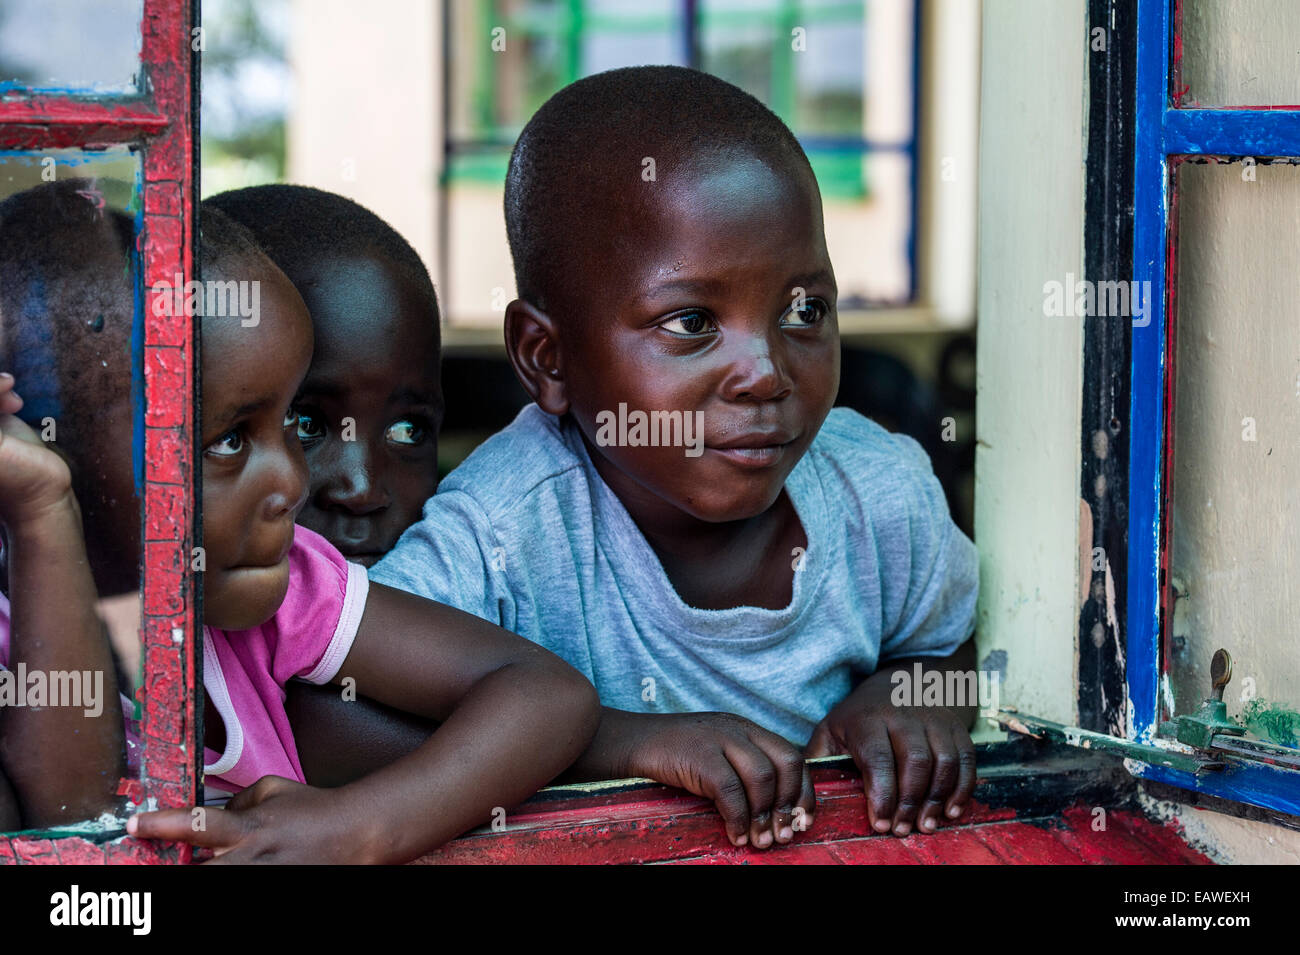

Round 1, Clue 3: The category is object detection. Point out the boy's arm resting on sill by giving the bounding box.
[131,584,600,864]
[284,680,436,789]
[0,385,126,827]
[806,635,979,839]
[559,707,817,851]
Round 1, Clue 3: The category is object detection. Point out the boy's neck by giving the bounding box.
[586,445,807,611]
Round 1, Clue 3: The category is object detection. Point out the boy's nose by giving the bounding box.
[319,443,390,515]
[719,333,794,403]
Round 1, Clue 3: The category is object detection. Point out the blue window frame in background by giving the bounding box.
[1129,0,1300,814]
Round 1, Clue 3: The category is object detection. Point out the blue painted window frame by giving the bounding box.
[1129,0,1300,814]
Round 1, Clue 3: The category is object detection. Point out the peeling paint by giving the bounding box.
[1242,699,1300,749]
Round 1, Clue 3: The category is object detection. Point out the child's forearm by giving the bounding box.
[327,661,598,863]
[0,494,126,825]
[558,707,651,783]
[285,680,436,788]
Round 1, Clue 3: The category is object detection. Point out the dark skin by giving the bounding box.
[290,253,443,567]
[503,150,978,843]
[130,259,599,863]
[283,152,978,845]
[282,250,444,785]
[0,230,138,830]
[0,374,127,827]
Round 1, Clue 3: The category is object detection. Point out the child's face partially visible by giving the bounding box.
[558,153,840,526]
[200,263,313,631]
[288,254,442,566]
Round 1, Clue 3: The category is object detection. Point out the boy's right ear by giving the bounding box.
[504,299,568,416]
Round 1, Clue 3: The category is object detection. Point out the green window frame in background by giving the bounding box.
[446,0,919,210]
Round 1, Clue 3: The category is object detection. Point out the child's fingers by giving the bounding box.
[127,806,249,849]
[226,773,300,812]
[748,731,812,844]
[849,720,897,833]
[888,722,932,837]
[694,748,753,846]
[720,739,779,849]
[945,729,978,820]
[804,720,842,759]
[917,726,961,833]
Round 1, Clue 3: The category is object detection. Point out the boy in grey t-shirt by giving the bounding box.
[373,66,979,851]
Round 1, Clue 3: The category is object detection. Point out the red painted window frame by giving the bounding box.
[0,0,197,864]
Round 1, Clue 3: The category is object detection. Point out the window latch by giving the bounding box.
[1159,648,1300,772]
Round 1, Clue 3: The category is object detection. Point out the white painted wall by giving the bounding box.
[1181,0,1300,106]
[286,0,442,292]
[918,0,980,327]
[974,0,1085,726]
[1168,160,1300,721]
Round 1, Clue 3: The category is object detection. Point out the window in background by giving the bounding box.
[444,0,918,324]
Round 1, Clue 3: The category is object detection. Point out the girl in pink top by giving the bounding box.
[119,209,600,863]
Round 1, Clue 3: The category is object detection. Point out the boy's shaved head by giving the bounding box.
[505,65,817,312]
[0,180,140,594]
[199,202,272,283]
[205,184,438,335]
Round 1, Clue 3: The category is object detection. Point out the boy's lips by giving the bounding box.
[705,430,797,468]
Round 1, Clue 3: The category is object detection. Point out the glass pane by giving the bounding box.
[0,0,142,94]
[1166,159,1300,749]
[1180,0,1300,107]
[0,147,144,834]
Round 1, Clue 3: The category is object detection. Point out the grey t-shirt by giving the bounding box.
[371,404,978,744]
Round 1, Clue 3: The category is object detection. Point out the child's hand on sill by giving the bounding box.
[618,711,817,850]
[128,775,387,865]
[806,676,977,838]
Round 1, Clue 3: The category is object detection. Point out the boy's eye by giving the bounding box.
[385,418,426,446]
[659,311,716,336]
[205,429,243,457]
[781,298,828,328]
[296,412,325,443]
[283,409,298,429]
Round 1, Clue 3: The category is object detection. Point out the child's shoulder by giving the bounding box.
[437,403,588,519]
[809,407,936,476]
[803,408,947,527]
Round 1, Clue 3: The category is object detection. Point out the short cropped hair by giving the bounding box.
[504,65,816,311]
[199,203,272,284]
[0,179,135,431]
[205,184,438,328]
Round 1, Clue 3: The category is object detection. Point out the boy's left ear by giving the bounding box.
[504,298,568,416]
